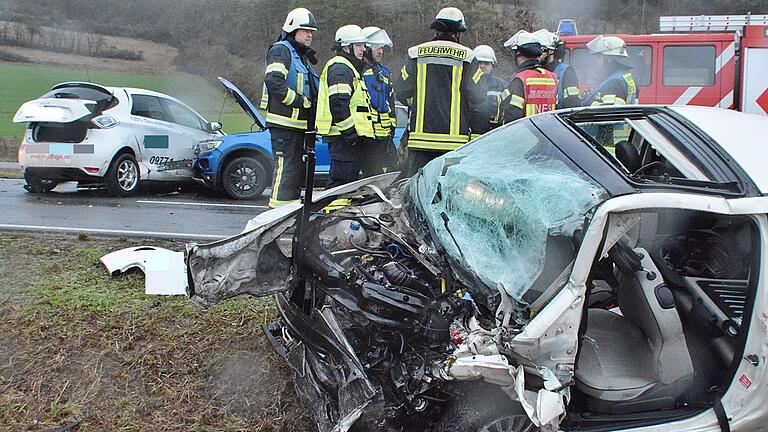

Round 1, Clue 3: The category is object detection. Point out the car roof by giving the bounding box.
[669,106,768,194]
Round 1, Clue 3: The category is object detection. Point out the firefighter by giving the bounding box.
[469,45,506,140]
[361,26,397,176]
[534,29,581,109]
[583,35,637,107]
[501,30,558,123]
[396,7,485,175]
[583,35,638,145]
[316,24,375,188]
[261,7,319,208]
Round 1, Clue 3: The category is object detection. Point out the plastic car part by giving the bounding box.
[99,246,187,295]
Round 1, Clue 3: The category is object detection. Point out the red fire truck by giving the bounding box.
[560,15,768,116]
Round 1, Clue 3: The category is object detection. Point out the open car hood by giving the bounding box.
[217,76,266,130]
[13,98,96,124]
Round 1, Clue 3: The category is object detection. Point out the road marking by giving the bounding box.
[0,223,227,240]
[136,199,268,209]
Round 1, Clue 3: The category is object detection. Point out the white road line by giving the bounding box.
[136,200,268,209]
[0,224,226,240]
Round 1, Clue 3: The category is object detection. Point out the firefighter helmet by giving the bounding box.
[532,29,557,50]
[282,8,318,33]
[363,26,393,48]
[430,7,467,33]
[335,24,367,46]
[587,35,628,57]
[474,45,497,64]
[504,30,543,58]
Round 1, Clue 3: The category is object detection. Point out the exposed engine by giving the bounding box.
[278,201,482,429]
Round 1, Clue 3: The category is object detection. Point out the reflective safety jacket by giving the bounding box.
[396,37,485,152]
[363,63,395,139]
[502,61,558,123]
[260,40,319,131]
[316,55,375,138]
[584,66,638,144]
[470,73,506,139]
[552,62,581,109]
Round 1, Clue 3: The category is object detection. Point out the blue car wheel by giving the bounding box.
[221,156,271,200]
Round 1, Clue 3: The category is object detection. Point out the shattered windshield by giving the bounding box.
[407,121,608,305]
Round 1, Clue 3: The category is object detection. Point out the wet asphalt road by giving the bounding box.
[0,178,272,241]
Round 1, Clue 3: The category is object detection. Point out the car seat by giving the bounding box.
[615,140,641,173]
[575,247,694,414]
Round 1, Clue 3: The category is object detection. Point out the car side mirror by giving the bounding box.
[207,121,222,133]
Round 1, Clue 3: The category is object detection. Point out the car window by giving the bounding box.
[131,95,171,122]
[663,45,716,86]
[407,121,608,305]
[570,45,652,87]
[163,99,206,131]
[44,85,116,115]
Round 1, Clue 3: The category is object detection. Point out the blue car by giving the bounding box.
[193,77,406,200]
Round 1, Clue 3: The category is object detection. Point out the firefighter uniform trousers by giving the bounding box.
[269,127,306,204]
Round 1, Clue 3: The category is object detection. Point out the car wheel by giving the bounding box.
[23,172,58,193]
[433,385,536,432]
[221,156,269,200]
[105,153,140,197]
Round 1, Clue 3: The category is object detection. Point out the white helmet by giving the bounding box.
[282,8,318,33]
[503,30,538,48]
[431,7,467,33]
[335,24,367,47]
[474,45,497,64]
[362,26,393,48]
[532,29,557,50]
[587,35,628,57]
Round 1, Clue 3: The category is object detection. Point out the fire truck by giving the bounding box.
[560,15,768,116]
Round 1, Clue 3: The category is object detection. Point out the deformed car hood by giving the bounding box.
[186,172,401,307]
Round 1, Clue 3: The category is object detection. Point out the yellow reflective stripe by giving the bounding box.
[407,139,464,151]
[449,65,462,136]
[409,131,468,142]
[525,77,556,86]
[270,155,284,205]
[266,112,307,129]
[415,63,427,133]
[501,89,511,100]
[328,83,352,96]
[566,86,580,97]
[401,65,409,81]
[296,72,304,95]
[613,97,627,105]
[470,133,482,140]
[509,95,525,109]
[269,198,298,208]
[337,116,355,131]
[260,86,269,110]
[472,68,483,84]
[282,88,297,105]
[265,63,289,76]
[601,95,616,104]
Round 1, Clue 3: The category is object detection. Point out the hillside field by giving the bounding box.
[0,62,256,139]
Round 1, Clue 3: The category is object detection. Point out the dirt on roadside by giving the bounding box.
[0,233,311,432]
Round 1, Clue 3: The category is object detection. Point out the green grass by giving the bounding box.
[0,63,256,138]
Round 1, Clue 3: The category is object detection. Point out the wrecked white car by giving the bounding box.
[186,106,768,432]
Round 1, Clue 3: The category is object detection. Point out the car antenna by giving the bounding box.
[84,65,92,83]
[440,211,466,261]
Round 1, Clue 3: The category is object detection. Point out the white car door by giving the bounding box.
[128,94,181,181]
[158,97,216,179]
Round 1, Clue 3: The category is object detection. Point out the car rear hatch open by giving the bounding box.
[14,82,117,143]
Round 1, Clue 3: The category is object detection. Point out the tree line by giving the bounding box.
[0,0,764,99]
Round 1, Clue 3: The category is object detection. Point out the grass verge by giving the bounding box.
[0,233,309,431]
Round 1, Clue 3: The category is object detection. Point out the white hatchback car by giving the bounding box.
[14,82,222,196]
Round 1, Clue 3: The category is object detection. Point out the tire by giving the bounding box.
[23,172,58,193]
[105,153,140,197]
[221,156,270,200]
[433,384,536,432]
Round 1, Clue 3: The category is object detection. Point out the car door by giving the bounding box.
[159,97,216,179]
[128,94,180,181]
